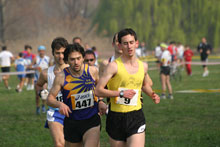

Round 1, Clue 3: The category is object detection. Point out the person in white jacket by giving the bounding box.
[160,43,173,99]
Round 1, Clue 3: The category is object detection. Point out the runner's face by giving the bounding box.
[119,34,138,57]
[38,50,45,58]
[113,35,122,54]
[54,47,65,65]
[68,51,84,72]
[84,54,96,66]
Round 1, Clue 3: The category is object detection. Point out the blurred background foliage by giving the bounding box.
[0,0,219,55]
[93,0,220,50]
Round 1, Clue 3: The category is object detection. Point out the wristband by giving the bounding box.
[151,92,155,96]
[151,92,155,98]
[119,90,124,98]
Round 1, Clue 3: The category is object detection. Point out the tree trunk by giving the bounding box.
[0,0,5,43]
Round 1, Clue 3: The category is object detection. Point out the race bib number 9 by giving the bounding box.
[71,90,94,110]
[56,92,63,102]
[116,88,139,106]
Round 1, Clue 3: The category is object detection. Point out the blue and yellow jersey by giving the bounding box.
[62,64,98,120]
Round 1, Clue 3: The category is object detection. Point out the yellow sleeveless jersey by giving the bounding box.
[107,57,145,112]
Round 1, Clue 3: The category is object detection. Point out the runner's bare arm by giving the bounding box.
[47,72,72,117]
[90,66,107,115]
[96,61,136,99]
[95,61,120,97]
[146,73,153,87]
[89,66,99,85]
[35,69,48,92]
[98,59,108,77]
[142,62,160,104]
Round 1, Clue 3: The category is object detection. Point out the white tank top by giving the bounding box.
[47,65,55,90]
[47,65,63,110]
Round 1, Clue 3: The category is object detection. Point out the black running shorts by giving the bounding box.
[64,114,101,143]
[106,109,146,141]
[1,67,10,72]
[160,66,170,76]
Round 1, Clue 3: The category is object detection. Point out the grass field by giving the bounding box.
[0,58,220,147]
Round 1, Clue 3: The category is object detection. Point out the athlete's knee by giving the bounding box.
[2,76,8,80]
[54,139,65,147]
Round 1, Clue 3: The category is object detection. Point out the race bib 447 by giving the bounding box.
[71,90,94,110]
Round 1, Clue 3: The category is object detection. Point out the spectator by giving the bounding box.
[154,43,162,69]
[23,45,36,90]
[197,37,212,77]
[183,45,194,76]
[14,52,27,92]
[72,36,83,47]
[160,43,173,99]
[0,46,14,89]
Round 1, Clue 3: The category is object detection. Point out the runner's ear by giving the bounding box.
[136,40,139,48]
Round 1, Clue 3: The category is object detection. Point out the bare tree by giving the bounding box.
[0,0,7,43]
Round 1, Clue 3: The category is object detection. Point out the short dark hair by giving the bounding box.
[91,46,97,51]
[18,52,23,57]
[24,45,32,50]
[169,41,176,44]
[64,43,85,63]
[2,46,7,50]
[85,50,96,58]
[72,36,82,43]
[51,37,68,55]
[112,33,118,44]
[118,28,137,44]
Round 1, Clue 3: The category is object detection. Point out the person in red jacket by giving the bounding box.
[183,45,194,75]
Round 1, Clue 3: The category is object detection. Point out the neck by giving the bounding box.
[69,64,84,77]
[121,54,136,64]
[114,52,122,59]
[55,63,68,72]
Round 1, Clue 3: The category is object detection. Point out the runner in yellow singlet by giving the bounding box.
[95,28,160,147]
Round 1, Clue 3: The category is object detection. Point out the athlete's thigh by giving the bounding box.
[160,74,166,82]
[83,125,100,147]
[166,75,170,82]
[48,121,64,144]
[127,132,145,147]
[109,136,126,147]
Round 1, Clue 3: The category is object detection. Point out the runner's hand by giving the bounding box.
[151,92,160,104]
[123,90,136,99]
[59,103,72,117]
[98,101,107,115]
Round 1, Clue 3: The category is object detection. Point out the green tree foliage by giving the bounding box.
[93,0,220,50]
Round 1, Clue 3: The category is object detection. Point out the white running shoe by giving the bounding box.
[30,84,34,90]
[26,84,31,90]
[202,70,209,77]
[161,94,166,99]
[168,94,174,99]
